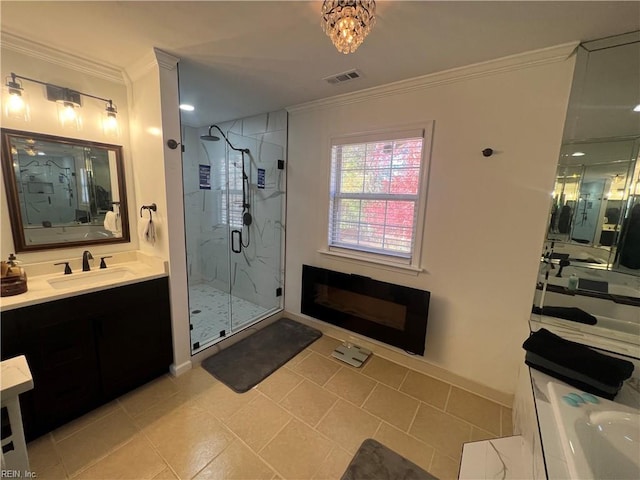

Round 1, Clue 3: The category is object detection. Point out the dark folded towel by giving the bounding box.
[522,329,634,387]
[531,306,597,325]
[525,352,620,399]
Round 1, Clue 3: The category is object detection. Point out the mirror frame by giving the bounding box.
[1,129,130,252]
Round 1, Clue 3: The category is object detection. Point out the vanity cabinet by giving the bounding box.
[0,277,172,440]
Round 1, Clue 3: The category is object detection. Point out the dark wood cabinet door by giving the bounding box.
[95,278,173,399]
[15,298,102,439]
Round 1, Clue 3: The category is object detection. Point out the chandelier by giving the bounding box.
[321,1,376,54]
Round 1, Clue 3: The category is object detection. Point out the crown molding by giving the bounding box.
[154,48,180,71]
[0,32,125,84]
[123,49,179,84]
[124,50,159,84]
[287,41,579,115]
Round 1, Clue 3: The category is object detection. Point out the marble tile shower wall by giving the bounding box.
[182,126,229,290]
[225,115,286,309]
[182,111,287,309]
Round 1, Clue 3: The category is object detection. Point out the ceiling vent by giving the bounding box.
[324,69,362,85]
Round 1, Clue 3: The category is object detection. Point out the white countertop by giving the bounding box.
[0,251,168,311]
[0,355,34,399]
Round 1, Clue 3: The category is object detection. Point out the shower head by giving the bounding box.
[200,134,220,142]
[200,125,221,142]
[200,125,249,153]
[200,135,220,142]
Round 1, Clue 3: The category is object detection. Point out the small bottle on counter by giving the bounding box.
[568,274,578,292]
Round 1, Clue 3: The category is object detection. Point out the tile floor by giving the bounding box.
[27,335,513,480]
[188,283,275,351]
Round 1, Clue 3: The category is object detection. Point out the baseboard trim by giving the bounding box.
[287,311,514,407]
[170,360,193,377]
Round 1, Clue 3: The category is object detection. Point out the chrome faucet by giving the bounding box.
[82,250,93,271]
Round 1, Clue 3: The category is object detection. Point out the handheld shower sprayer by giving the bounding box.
[201,125,253,252]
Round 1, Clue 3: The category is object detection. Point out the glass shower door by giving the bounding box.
[183,125,232,352]
[226,133,285,332]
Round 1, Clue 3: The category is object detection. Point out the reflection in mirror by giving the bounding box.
[547,138,640,272]
[531,31,640,348]
[1,129,130,251]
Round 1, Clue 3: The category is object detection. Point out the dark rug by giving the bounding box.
[341,439,438,480]
[201,317,321,393]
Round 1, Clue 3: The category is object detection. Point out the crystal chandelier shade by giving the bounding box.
[321,0,376,54]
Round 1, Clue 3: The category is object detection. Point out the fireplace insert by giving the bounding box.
[301,265,430,355]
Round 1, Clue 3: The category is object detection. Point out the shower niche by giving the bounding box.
[180,113,287,353]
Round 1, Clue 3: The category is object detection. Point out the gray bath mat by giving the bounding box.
[341,439,438,480]
[201,317,321,393]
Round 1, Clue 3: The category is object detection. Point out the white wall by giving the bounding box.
[126,49,191,374]
[286,44,577,396]
[0,44,137,264]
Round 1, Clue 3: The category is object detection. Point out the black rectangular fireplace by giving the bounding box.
[301,265,430,355]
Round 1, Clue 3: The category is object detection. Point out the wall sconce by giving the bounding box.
[3,73,30,121]
[4,72,119,135]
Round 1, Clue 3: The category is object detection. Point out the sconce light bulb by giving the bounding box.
[62,102,77,120]
[103,113,118,136]
[57,101,81,130]
[4,81,29,121]
[102,101,119,136]
[7,91,25,113]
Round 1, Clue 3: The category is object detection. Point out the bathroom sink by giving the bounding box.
[548,381,640,480]
[47,267,136,290]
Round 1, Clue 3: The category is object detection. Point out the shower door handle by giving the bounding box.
[231,229,242,253]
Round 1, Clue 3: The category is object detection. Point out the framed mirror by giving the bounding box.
[1,129,130,252]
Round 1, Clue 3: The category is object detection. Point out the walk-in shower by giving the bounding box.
[180,118,287,354]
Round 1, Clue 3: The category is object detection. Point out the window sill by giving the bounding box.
[317,249,423,276]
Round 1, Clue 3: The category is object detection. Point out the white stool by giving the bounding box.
[0,355,34,474]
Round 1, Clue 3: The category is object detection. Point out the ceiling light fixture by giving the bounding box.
[179,104,195,111]
[634,104,640,112]
[321,0,376,54]
[571,152,586,157]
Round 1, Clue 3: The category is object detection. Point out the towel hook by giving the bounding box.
[140,203,157,219]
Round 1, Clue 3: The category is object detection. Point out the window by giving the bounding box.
[220,151,244,228]
[328,126,431,266]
